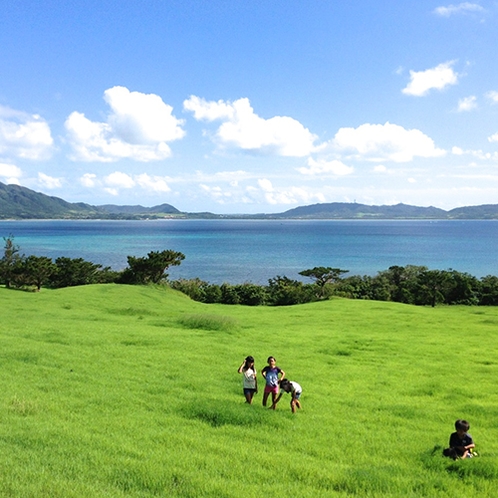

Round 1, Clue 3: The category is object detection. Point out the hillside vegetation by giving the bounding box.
[4,180,498,219]
[1,284,498,497]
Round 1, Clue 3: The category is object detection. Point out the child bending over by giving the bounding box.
[271,379,302,413]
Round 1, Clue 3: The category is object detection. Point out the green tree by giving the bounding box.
[378,265,427,304]
[267,275,315,305]
[50,257,105,288]
[233,283,266,306]
[299,266,349,298]
[444,270,480,305]
[0,236,24,288]
[120,250,185,285]
[220,283,240,305]
[417,269,450,307]
[479,275,498,305]
[17,255,56,291]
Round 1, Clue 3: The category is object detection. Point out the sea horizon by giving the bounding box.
[1,218,497,284]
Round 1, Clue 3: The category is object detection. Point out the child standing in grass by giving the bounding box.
[271,379,302,413]
[238,356,257,404]
[443,419,476,460]
[261,356,285,408]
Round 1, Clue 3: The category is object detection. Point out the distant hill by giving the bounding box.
[98,203,180,215]
[0,182,101,219]
[0,182,182,219]
[447,204,498,219]
[2,181,498,219]
[268,202,448,219]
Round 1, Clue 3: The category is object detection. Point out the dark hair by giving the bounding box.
[279,379,290,389]
[455,419,470,432]
[267,356,275,363]
[243,356,255,370]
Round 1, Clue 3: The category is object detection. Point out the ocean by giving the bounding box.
[1,219,497,284]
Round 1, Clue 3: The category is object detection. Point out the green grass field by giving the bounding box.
[1,284,498,497]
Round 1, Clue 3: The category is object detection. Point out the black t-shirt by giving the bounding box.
[449,431,473,455]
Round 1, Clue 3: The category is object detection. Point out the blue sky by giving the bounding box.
[1,1,498,213]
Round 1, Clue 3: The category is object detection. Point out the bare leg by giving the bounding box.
[262,391,269,407]
[270,392,277,409]
[244,392,253,404]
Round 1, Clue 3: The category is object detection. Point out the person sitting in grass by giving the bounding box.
[237,356,257,404]
[443,419,476,460]
[271,378,302,413]
[261,356,285,408]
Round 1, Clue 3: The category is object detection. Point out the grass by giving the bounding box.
[1,283,498,496]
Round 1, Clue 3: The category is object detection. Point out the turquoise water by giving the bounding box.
[1,219,497,284]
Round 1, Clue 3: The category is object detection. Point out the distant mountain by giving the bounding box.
[0,182,181,219]
[3,181,498,220]
[0,182,101,219]
[447,204,498,219]
[268,202,448,219]
[98,203,180,215]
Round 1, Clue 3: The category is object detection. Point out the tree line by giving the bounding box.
[2,236,498,307]
[0,236,184,290]
[171,265,498,307]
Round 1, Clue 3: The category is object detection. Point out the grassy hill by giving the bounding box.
[1,284,497,497]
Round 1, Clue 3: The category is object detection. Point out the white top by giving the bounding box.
[242,367,257,389]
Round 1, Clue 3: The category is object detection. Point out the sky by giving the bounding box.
[1,1,498,213]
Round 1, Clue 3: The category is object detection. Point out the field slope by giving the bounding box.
[1,284,497,497]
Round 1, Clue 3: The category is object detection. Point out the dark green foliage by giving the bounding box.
[480,275,498,305]
[220,283,240,304]
[170,278,209,301]
[170,278,222,303]
[299,266,349,298]
[267,275,316,305]
[232,283,266,306]
[49,257,105,288]
[0,236,23,288]
[13,255,55,291]
[119,250,185,284]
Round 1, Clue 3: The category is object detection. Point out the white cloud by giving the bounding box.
[486,91,498,103]
[79,171,173,195]
[0,106,53,160]
[434,3,484,17]
[38,172,63,189]
[184,96,317,157]
[457,95,477,111]
[135,173,171,193]
[200,184,233,202]
[402,61,458,97]
[373,165,387,172]
[257,178,325,205]
[332,122,445,162]
[65,86,185,162]
[80,173,98,187]
[449,146,498,160]
[104,171,136,189]
[488,133,498,143]
[0,162,22,184]
[297,157,354,176]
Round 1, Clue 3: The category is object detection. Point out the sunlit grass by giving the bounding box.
[1,284,498,496]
